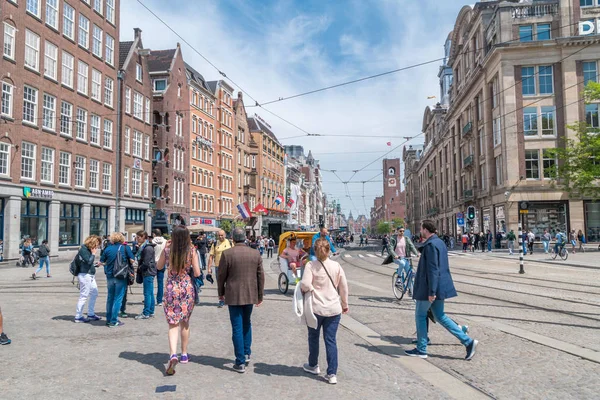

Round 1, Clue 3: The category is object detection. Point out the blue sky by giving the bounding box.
[122,0,468,218]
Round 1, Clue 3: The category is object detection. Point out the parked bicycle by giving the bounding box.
[551,244,568,261]
[392,258,414,300]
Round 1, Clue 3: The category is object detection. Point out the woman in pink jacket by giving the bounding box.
[300,238,349,385]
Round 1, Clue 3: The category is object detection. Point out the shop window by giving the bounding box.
[21,200,48,246]
[59,203,81,246]
[90,206,108,237]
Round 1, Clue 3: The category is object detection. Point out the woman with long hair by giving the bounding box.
[74,236,102,323]
[157,226,201,375]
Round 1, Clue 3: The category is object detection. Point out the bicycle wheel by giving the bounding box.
[277,272,289,294]
[407,271,415,297]
[551,249,558,260]
[560,248,568,261]
[392,272,405,300]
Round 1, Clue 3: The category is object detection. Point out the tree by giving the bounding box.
[547,82,600,199]
[220,220,246,234]
[376,221,392,235]
[390,217,406,229]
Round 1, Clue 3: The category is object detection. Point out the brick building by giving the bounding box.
[233,92,259,214]
[0,0,151,260]
[381,158,406,222]
[147,44,189,232]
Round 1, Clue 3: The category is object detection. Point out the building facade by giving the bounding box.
[148,44,189,232]
[0,0,153,260]
[382,158,406,221]
[404,0,600,241]
[233,92,259,216]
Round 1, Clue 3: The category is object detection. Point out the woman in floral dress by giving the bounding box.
[157,226,201,375]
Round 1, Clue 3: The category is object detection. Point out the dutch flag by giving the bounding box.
[275,194,284,205]
[237,202,252,219]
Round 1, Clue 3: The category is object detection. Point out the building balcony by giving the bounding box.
[510,2,559,19]
[463,189,474,199]
[463,155,474,169]
[462,121,473,137]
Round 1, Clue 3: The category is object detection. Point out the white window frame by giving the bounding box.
[23,86,38,126]
[153,79,167,92]
[525,149,540,180]
[26,0,41,17]
[40,147,54,183]
[90,114,100,145]
[103,119,112,149]
[495,155,503,186]
[125,87,131,114]
[93,0,103,15]
[45,0,59,30]
[493,117,501,147]
[106,0,115,24]
[132,130,142,157]
[105,34,114,66]
[59,151,71,186]
[145,98,150,124]
[542,149,557,179]
[75,155,86,187]
[89,159,99,190]
[131,169,142,196]
[76,107,87,141]
[104,77,113,107]
[136,63,143,82]
[144,135,150,160]
[42,93,56,131]
[44,41,58,80]
[77,60,88,95]
[62,51,74,88]
[92,25,103,58]
[3,23,16,60]
[91,69,102,102]
[21,142,36,180]
[63,3,75,40]
[78,14,90,49]
[102,163,111,192]
[2,81,14,119]
[123,167,130,195]
[60,100,73,136]
[0,143,10,176]
[124,127,130,154]
[133,91,143,120]
[25,30,40,72]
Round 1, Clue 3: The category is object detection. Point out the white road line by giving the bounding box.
[344,254,353,258]
[367,254,377,258]
[358,254,365,258]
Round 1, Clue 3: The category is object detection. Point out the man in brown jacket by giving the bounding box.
[218,227,265,373]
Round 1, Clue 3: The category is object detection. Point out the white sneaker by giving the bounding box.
[325,374,337,384]
[303,363,320,375]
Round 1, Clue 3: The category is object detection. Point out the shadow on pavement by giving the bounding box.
[252,362,319,380]
[119,351,165,374]
[51,314,107,326]
[354,343,401,358]
[190,355,234,372]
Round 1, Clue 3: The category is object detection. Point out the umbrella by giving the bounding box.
[187,224,220,233]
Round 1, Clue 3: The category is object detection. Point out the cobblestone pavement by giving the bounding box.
[0,259,448,400]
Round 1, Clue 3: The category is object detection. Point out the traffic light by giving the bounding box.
[467,206,475,221]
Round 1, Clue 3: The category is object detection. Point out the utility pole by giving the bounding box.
[518,218,525,274]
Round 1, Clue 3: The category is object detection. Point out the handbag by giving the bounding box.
[135,265,143,284]
[318,260,341,305]
[382,254,394,265]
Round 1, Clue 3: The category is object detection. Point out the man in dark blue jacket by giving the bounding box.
[405,220,478,360]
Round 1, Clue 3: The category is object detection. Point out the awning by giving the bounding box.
[188,224,221,233]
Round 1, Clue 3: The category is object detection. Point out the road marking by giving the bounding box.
[358,254,365,258]
[367,254,377,258]
[340,315,488,400]
[344,254,353,258]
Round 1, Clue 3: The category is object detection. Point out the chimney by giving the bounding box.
[134,28,142,39]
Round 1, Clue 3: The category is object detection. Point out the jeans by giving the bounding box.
[267,248,273,258]
[415,299,472,354]
[121,289,128,313]
[542,241,549,253]
[76,273,98,318]
[36,256,50,275]
[142,275,155,316]
[228,305,254,366]
[393,258,411,277]
[156,269,165,304]
[199,253,207,270]
[487,241,492,252]
[522,242,528,255]
[381,246,388,256]
[259,247,264,256]
[106,277,127,325]
[554,242,564,254]
[308,314,341,376]
[508,241,514,254]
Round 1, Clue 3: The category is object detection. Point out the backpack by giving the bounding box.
[269,239,275,247]
[112,245,130,279]
[69,248,85,276]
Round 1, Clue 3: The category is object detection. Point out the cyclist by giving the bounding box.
[309,226,337,261]
[553,229,566,255]
[387,227,418,284]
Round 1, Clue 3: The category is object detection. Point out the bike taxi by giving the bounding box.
[276,231,318,294]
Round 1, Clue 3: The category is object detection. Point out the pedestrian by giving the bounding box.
[570,229,578,254]
[31,240,51,279]
[208,229,233,307]
[194,234,208,271]
[217,227,265,373]
[0,239,4,262]
[495,231,502,249]
[359,234,364,247]
[461,233,468,252]
[310,226,336,261]
[301,237,349,384]
[157,225,201,375]
[0,306,10,345]
[577,229,586,253]
[470,233,476,253]
[100,232,135,328]
[479,232,485,253]
[507,229,516,255]
[152,230,167,306]
[381,235,389,256]
[134,231,157,320]
[542,229,551,254]
[522,231,528,255]
[267,237,275,258]
[527,230,535,254]
[21,238,34,267]
[74,235,102,323]
[486,230,493,252]
[258,236,265,256]
[554,229,566,255]
[405,220,478,360]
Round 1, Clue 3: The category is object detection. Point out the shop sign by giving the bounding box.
[196,137,213,148]
[23,187,54,199]
[579,20,600,35]
[190,217,215,226]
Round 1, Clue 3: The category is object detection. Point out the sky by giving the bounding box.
[121,0,469,218]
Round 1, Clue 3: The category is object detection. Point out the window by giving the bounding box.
[40,147,54,183]
[89,159,99,190]
[91,69,102,102]
[0,143,10,176]
[92,25,103,58]
[59,151,71,185]
[133,92,143,119]
[495,155,503,186]
[154,79,166,92]
[27,0,41,16]
[59,203,80,245]
[538,66,553,94]
[541,106,555,135]
[78,14,89,49]
[21,142,36,179]
[145,98,150,123]
[586,104,600,128]
[44,42,58,80]
[104,77,113,107]
[25,30,40,71]
[21,200,48,246]
[525,150,540,179]
[519,25,533,42]
[90,114,100,145]
[62,51,74,88]
[177,85,181,97]
[106,0,115,24]
[493,117,501,147]
[3,23,16,60]
[136,63,143,82]
[90,206,108,236]
[132,170,142,196]
[581,0,595,6]
[76,108,87,140]
[1,82,13,118]
[102,163,111,192]
[583,61,598,86]
[480,164,486,191]
[77,61,88,95]
[144,135,150,159]
[46,0,59,29]
[123,168,129,195]
[93,0,103,15]
[133,131,142,157]
[63,3,75,39]
[75,155,85,187]
[543,149,556,179]
[103,119,112,149]
[60,101,72,136]
[105,34,114,65]
[42,91,55,129]
[523,107,538,136]
[125,87,131,114]
[124,127,130,154]
[522,66,535,96]
[537,24,551,41]
[23,86,38,125]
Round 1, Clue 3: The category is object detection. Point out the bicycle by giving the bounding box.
[392,258,414,300]
[551,244,568,261]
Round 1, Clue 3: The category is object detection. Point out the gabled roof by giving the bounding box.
[119,41,134,69]
[148,49,177,73]
[247,115,281,145]
[206,81,218,95]
[185,62,212,94]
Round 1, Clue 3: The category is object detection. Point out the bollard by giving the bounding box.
[518,222,525,274]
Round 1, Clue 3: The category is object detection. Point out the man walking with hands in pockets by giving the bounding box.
[405,220,478,360]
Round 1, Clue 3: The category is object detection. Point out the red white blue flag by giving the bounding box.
[237,202,252,219]
[274,194,284,205]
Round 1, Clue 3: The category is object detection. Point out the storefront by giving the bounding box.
[59,203,81,246]
[90,206,109,237]
[585,201,600,242]
[494,205,507,234]
[21,199,49,246]
[521,201,568,238]
[189,217,215,227]
[125,208,146,241]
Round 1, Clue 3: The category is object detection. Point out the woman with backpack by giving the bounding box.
[134,231,156,320]
[31,240,51,279]
[577,229,586,253]
[157,225,201,375]
[267,237,275,258]
[100,232,135,328]
[74,236,102,323]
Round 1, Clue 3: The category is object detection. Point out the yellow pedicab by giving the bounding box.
[277,231,317,294]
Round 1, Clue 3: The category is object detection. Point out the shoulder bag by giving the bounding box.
[318,260,341,305]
